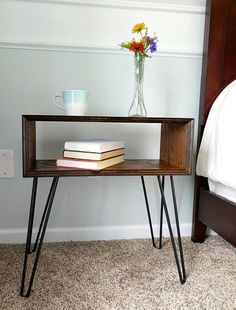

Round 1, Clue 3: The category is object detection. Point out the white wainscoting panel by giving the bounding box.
[0,0,205,57]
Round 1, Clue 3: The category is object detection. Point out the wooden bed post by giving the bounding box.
[191,0,211,242]
[192,0,236,246]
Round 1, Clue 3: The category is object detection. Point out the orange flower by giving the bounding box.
[130,41,145,53]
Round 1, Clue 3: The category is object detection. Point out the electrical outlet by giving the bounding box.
[0,150,14,178]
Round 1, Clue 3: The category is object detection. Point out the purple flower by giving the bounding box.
[147,36,154,42]
[150,41,157,53]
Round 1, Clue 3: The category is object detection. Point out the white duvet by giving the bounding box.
[196,79,236,202]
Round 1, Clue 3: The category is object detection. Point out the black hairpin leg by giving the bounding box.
[141,176,157,248]
[31,182,56,254]
[158,176,165,249]
[170,176,186,281]
[20,177,59,298]
[157,176,186,284]
[141,175,186,284]
[141,176,165,249]
[21,177,38,260]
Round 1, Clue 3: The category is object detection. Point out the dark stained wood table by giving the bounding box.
[20,115,194,297]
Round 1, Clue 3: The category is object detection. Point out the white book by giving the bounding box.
[56,155,124,171]
[63,148,125,161]
[64,139,125,153]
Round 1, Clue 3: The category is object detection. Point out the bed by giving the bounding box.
[191,0,236,247]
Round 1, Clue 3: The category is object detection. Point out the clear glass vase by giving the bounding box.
[128,54,147,117]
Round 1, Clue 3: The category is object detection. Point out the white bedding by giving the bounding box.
[196,79,236,203]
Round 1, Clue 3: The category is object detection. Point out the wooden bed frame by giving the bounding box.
[191,0,236,247]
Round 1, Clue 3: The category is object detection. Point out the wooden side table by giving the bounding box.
[20,115,194,297]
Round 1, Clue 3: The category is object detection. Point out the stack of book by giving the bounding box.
[56,139,125,171]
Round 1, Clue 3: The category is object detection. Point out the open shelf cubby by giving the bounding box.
[22,115,194,177]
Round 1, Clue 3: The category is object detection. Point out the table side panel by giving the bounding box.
[160,121,193,172]
[22,116,36,176]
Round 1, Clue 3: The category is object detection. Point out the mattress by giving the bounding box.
[208,179,236,204]
[196,79,236,204]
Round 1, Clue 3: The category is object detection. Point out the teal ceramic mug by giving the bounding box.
[53,90,89,115]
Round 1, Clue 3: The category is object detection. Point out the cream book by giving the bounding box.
[64,139,125,153]
[63,148,125,161]
[56,155,124,171]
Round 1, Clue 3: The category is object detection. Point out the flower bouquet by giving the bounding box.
[120,23,158,117]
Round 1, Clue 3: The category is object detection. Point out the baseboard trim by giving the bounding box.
[0,223,196,244]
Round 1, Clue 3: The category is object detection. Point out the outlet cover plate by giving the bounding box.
[0,150,14,178]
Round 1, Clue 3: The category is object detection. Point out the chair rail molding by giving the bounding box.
[0,40,203,59]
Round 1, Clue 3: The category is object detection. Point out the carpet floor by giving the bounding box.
[0,236,235,310]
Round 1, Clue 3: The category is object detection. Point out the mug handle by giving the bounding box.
[53,95,65,111]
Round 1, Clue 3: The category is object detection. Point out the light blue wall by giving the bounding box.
[0,48,202,241]
[0,0,206,242]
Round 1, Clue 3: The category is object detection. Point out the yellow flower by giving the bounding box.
[132,23,146,33]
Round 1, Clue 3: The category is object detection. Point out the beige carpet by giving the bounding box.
[0,236,235,310]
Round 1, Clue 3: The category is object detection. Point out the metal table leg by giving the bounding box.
[141,175,186,284]
[20,177,59,297]
[141,176,157,248]
[169,176,186,282]
[158,176,165,249]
